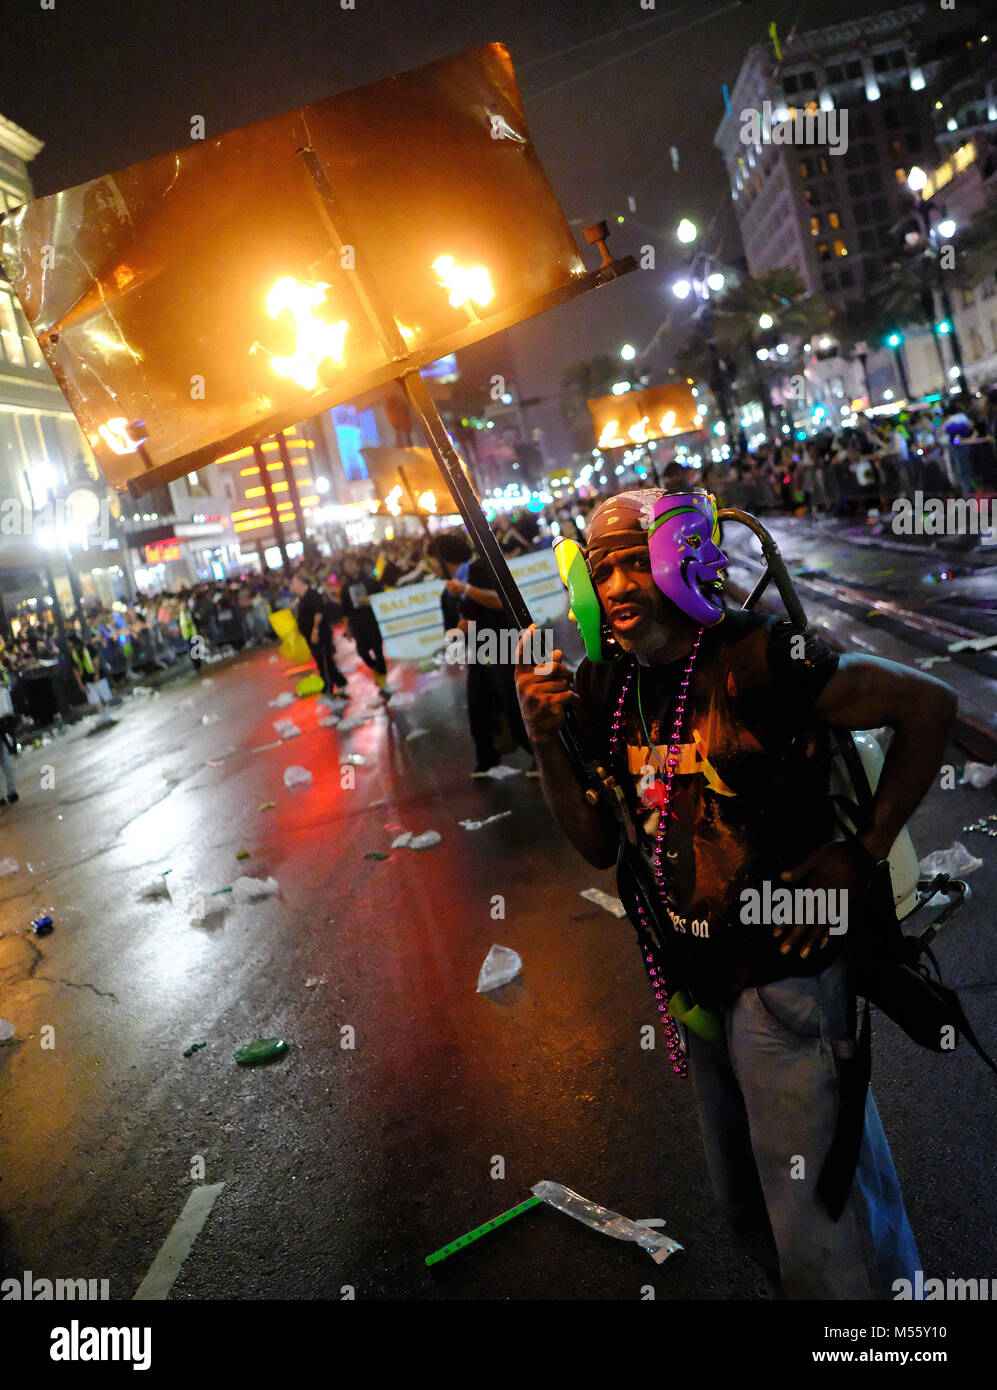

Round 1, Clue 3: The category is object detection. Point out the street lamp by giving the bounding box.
[706,271,725,292]
[620,343,636,360]
[758,312,774,330]
[676,218,697,244]
[906,166,969,394]
[672,279,692,299]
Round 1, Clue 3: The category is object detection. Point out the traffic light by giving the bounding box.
[884,331,903,349]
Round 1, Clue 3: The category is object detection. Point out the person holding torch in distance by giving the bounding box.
[516,487,957,1299]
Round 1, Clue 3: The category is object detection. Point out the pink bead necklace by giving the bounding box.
[608,628,705,1077]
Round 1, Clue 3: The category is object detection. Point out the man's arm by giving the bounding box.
[445,578,503,610]
[813,653,957,860]
[515,627,617,869]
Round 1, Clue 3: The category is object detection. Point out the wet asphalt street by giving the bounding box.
[1,525,996,1302]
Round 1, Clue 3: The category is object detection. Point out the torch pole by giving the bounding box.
[254,441,289,573]
[275,430,308,545]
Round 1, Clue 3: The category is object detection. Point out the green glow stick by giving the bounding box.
[425,1196,541,1266]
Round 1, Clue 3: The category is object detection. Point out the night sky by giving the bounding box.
[4,0,890,465]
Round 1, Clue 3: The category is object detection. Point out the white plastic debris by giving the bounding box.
[305,976,327,988]
[531,1181,682,1266]
[405,728,428,741]
[460,811,512,831]
[268,692,296,709]
[342,753,367,765]
[391,831,413,848]
[914,655,951,671]
[272,716,296,732]
[477,944,522,993]
[269,656,279,664]
[318,715,340,728]
[580,888,627,919]
[338,714,375,732]
[918,841,983,877]
[0,1019,16,1042]
[474,764,520,780]
[201,678,215,688]
[283,765,314,788]
[232,875,280,900]
[961,762,997,790]
[408,830,441,850]
[201,713,220,725]
[387,691,416,708]
[0,858,19,878]
[316,695,335,709]
[280,725,301,740]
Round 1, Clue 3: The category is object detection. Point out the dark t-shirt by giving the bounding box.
[574,609,842,1009]
[296,588,340,643]
[459,557,514,636]
[340,573,383,630]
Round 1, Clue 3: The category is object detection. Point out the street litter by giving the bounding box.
[31,916,54,936]
[531,1181,682,1266]
[337,714,376,732]
[283,765,313,788]
[232,876,279,900]
[236,849,250,859]
[183,1042,207,1058]
[250,741,282,753]
[201,678,215,687]
[915,655,951,670]
[280,725,301,740]
[460,812,512,831]
[474,764,520,780]
[962,814,997,837]
[342,753,367,765]
[387,691,416,708]
[425,1196,542,1266]
[0,858,19,877]
[364,851,389,860]
[201,713,220,725]
[408,830,441,850]
[296,673,324,697]
[580,888,627,919]
[259,801,276,811]
[961,762,997,790]
[268,692,296,709]
[318,715,340,727]
[272,717,296,732]
[268,656,279,664]
[139,877,172,901]
[918,841,983,876]
[405,728,429,741]
[234,1037,286,1065]
[391,831,413,848]
[0,1019,16,1043]
[477,944,522,992]
[304,976,327,988]
[948,633,997,654]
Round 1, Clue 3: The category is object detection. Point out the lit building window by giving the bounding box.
[810,215,821,235]
[833,240,848,257]
[828,211,841,228]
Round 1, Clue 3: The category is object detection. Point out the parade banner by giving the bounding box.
[370,547,566,661]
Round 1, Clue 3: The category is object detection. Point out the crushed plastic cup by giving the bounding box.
[408,830,441,850]
[280,725,301,740]
[0,858,19,877]
[961,762,997,790]
[391,831,413,848]
[318,715,340,728]
[232,875,280,900]
[234,1037,286,1065]
[272,717,296,732]
[475,764,520,780]
[918,841,983,877]
[580,888,627,919]
[337,714,375,732]
[268,692,295,709]
[0,1019,16,1042]
[530,1180,682,1266]
[283,765,313,789]
[476,944,523,993]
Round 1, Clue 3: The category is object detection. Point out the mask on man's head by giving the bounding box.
[647,493,728,626]
[555,489,727,664]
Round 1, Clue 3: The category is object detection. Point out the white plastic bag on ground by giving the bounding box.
[391,831,413,848]
[318,715,340,728]
[408,830,441,850]
[961,762,997,789]
[338,714,375,732]
[477,944,522,993]
[283,765,313,788]
[918,841,983,877]
[232,875,280,900]
[387,691,416,708]
[0,858,18,878]
[580,888,627,918]
[280,725,301,739]
[272,717,296,732]
[268,692,295,709]
[474,764,520,780]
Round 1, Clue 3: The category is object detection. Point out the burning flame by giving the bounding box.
[266,277,348,391]
[385,485,404,517]
[659,410,677,434]
[417,491,437,514]
[432,256,493,311]
[598,420,623,448]
[98,418,145,455]
[628,416,650,444]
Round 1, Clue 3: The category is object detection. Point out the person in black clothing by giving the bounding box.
[338,554,388,691]
[426,531,533,777]
[290,569,348,694]
[515,487,957,1299]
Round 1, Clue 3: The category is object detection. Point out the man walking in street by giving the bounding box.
[515,487,957,1299]
[290,568,348,695]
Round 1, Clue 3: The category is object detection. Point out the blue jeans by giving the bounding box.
[684,957,920,1298]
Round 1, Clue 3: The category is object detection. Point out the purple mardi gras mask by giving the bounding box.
[647,492,728,625]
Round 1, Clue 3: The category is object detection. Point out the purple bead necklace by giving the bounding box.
[608,628,705,1077]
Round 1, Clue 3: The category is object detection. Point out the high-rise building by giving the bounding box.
[715,4,944,308]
